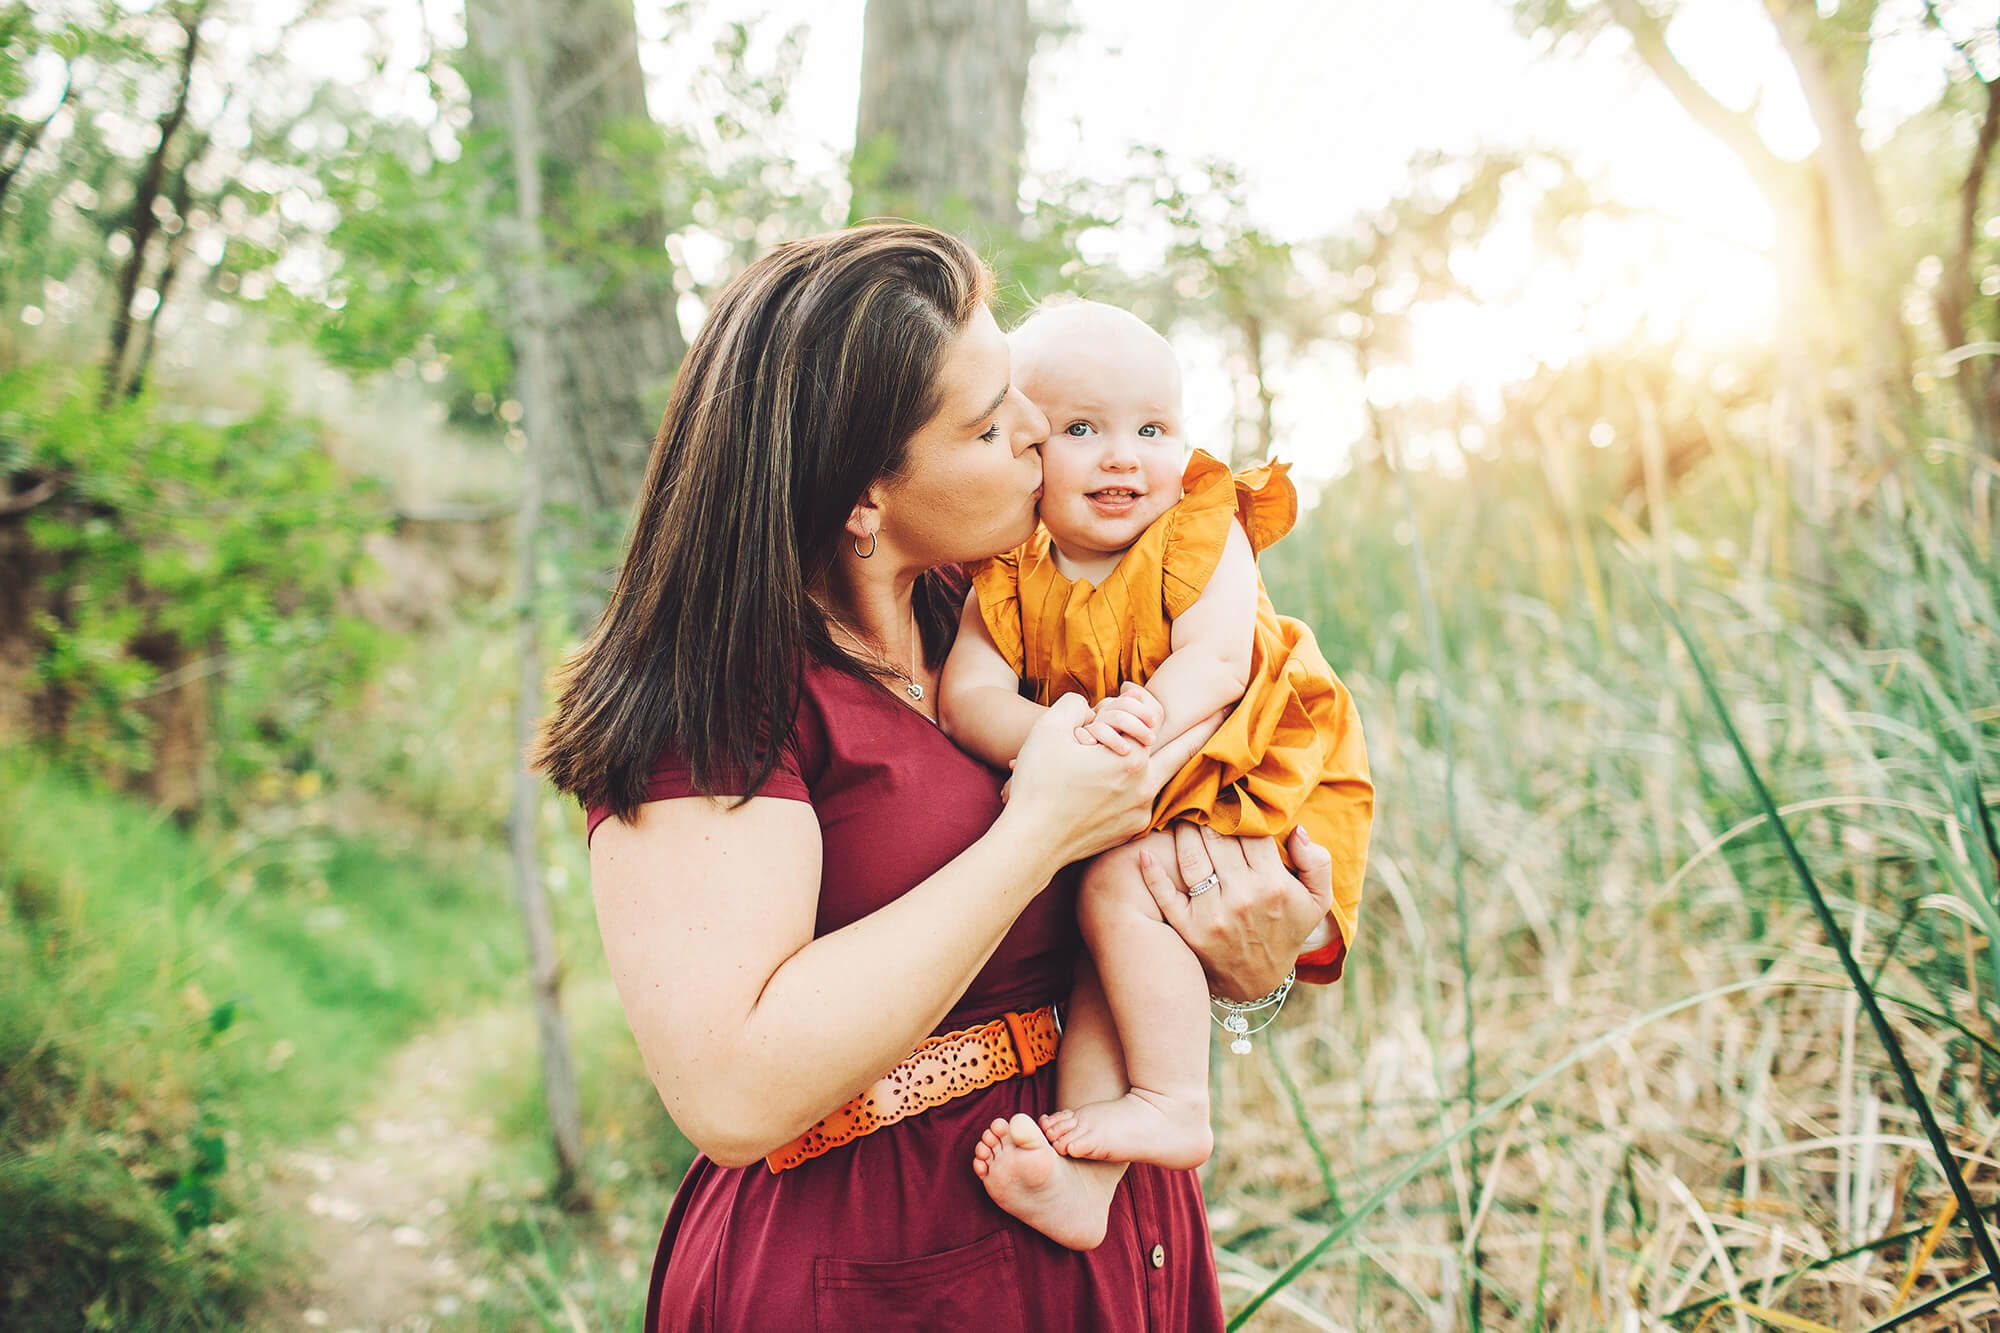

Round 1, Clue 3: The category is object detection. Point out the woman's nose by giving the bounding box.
[1013,391,1050,455]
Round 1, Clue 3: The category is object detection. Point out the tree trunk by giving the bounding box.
[1604,0,1908,453]
[465,0,686,521]
[850,0,1033,241]
[1937,73,2000,455]
[102,5,201,406]
[0,66,73,212]
[470,0,591,1208]
[1234,309,1275,469]
[126,155,201,401]
[128,623,211,825]
[1761,0,1909,427]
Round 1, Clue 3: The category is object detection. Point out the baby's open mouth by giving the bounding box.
[1086,488,1143,515]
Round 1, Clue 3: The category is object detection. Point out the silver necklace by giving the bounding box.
[822,602,926,702]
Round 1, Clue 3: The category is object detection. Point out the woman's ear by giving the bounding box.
[844,487,886,550]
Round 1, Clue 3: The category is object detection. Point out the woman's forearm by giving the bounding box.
[692,805,1067,1165]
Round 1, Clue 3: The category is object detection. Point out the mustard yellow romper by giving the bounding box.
[971,449,1372,983]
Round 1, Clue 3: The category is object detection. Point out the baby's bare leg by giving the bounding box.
[1048,949,1127,1112]
[1042,832,1213,1169]
[970,900,1136,1249]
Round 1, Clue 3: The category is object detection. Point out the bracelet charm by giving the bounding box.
[1209,968,1296,1055]
[1223,1012,1252,1054]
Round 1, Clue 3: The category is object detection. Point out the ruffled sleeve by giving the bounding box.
[1229,458,1298,556]
[968,548,1027,675]
[1161,449,1300,618]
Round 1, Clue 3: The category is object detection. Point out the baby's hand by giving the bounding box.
[1073,682,1165,756]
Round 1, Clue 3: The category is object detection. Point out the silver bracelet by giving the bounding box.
[1209,968,1295,1054]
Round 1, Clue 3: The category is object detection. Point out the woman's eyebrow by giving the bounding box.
[960,384,1009,428]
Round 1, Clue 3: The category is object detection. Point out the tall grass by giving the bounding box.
[1220,429,1999,1327]
[1390,435,1487,1330]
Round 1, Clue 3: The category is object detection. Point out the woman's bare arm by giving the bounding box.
[590,698,1216,1168]
[592,794,1053,1167]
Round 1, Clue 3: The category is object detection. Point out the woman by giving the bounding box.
[534,223,1338,1331]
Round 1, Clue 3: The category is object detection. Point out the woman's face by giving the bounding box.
[878,303,1050,567]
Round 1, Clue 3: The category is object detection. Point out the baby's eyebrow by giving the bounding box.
[961,384,1009,428]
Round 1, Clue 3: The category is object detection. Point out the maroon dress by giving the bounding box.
[584,657,1226,1332]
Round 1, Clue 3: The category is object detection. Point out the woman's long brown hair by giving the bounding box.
[532,222,994,823]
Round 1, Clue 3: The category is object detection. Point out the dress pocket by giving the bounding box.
[812,1228,1028,1332]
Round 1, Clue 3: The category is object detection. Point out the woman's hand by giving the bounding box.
[1137,823,1335,1001]
[1003,693,1216,865]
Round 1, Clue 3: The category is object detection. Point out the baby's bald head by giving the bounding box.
[1007,299,1182,413]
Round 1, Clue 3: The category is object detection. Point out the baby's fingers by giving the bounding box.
[1116,681,1166,730]
[1095,707,1154,747]
[1084,717,1136,754]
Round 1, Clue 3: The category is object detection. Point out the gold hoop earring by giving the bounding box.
[854,531,877,559]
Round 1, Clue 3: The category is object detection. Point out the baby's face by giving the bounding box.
[1013,310,1185,563]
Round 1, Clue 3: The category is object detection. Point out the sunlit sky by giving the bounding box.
[627,0,1956,477]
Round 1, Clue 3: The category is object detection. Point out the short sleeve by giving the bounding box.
[584,729,810,846]
[1161,450,1299,618]
[968,549,1027,675]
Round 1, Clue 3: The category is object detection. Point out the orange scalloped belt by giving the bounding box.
[766,1004,1062,1173]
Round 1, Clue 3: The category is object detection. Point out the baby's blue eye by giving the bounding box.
[1138,424,1162,437]
[1064,422,1094,436]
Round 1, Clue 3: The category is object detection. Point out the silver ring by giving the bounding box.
[1186,871,1220,898]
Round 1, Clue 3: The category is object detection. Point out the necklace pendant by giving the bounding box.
[905,681,925,701]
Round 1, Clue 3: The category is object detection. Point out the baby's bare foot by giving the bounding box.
[970,1113,1114,1251]
[1041,1091,1212,1170]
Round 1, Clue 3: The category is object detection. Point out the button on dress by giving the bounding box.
[585,656,1226,1332]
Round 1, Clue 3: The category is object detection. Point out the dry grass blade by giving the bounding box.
[1691,1299,1843,1333]
[1861,1269,1996,1331]
[1664,1203,2000,1326]
[1890,1198,1959,1311]
[1641,574,2000,1287]
[1225,977,1774,1329]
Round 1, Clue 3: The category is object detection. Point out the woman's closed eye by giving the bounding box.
[979,420,1002,443]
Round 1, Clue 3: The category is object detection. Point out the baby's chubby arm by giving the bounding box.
[1098,518,1257,748]
[938,591,1045,768]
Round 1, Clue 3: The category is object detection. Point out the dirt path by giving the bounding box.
[250,1005,528,1331]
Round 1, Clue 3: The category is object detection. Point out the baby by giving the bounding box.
[939,298,1373,1248]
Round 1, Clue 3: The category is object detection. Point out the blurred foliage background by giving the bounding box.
[2,0,1997,1328]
